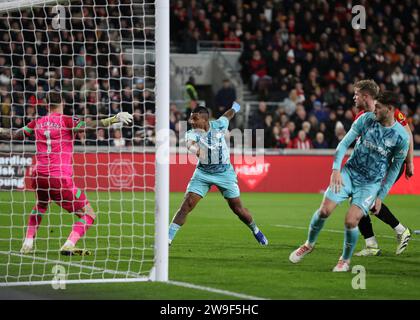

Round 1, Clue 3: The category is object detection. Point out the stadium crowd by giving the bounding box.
[0,0,419,150]
[172,0,420,149]
[0,0,156,147]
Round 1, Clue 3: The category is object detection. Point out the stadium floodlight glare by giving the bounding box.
[0,0,169,286]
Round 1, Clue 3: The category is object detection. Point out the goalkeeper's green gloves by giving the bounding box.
[101,112,133,127]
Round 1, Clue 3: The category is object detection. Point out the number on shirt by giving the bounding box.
[44,130,52,153]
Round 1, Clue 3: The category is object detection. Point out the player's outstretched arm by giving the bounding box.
[0,128,26,141]
[403,124,414,178]
[332,128,359,171]
[221,101,241,121]
[80,112,134,129]
[329,114,368,193]
[332,112,368,172]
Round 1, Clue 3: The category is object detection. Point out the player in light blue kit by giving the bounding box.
[168,102,268,246]
[289,91,409,272]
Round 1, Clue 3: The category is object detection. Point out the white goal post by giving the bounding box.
[0,0,169,286]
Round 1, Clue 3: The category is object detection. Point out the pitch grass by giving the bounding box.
[0,192,419,300]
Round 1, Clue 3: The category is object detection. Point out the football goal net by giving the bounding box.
[0,0,169,286]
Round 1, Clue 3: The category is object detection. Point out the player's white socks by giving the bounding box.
[23,238,34,248]
[62,240,75,248]
[304,241,314,249]
[365,236,378,248]
[168,222,181,244]
[394,223,406,235]
[247,221,259,235]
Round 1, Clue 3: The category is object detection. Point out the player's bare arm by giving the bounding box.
[372,198,382,215]
[403,124,414,178]
[330,169,344,194]
[0,128,26,141]
[330,116,362,193]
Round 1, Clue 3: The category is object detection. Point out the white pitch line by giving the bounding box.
[167,280,268,300]
[0,250,142,280]
[274,224,420,242]
[0,278,150,287]
[0,251,267,300]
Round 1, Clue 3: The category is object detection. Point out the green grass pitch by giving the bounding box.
[0,192,419,300]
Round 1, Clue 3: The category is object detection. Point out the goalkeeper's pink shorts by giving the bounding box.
[31,173,89,213]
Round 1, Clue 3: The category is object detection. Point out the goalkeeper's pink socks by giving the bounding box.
[67,214,95,246]
[25,208,46,239]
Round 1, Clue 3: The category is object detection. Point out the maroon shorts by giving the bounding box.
[32,174,89,213]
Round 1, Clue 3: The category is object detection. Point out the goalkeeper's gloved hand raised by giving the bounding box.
[101,112,133,127]
[115,112,134,125]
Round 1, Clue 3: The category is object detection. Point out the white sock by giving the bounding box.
[394,223,406,235]
[365,236,378,248]
[23,238,34,247]
[304,241,314,249]
[248,221,260,234]
[63,240,75,248]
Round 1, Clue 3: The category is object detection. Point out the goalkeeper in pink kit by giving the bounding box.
[0,91,133,256]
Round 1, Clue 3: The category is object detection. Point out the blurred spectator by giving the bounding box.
[391,67,404,87]
[96,128,109,147]
[133,130,145,147]
[145,110,156,130]
[282,90,299,116]
[133,108,144,130]
[311,101,329,123]
[288,130,313,149]
[414,133,420,150]
[142,90,156,113]
[214,79,237,118]
[250,101,268,130]
[278,127,291,149]
[75,131,88,146]
[263,114,274,148]
[111,129,126,148]
[313,132,328,149]
[170,104,182,131]
[12,117,24,130]
[184,76,198,119]
[249,50,271,93]
[286,121,297,140]
[250,101,269,147]
[323,83,340,107]
[224,31,241,50]
[145,129,156,146]
[301,121,315,140]
[0,96,12,128]
[330,122,347,149]
[291,104,308,131]
[267,125,281,148]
